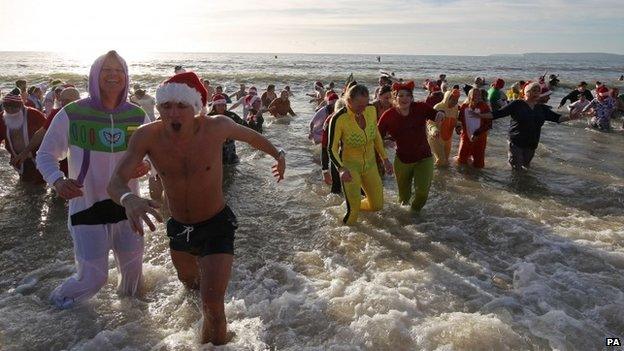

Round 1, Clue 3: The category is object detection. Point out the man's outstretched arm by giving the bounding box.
[223,116,286,181]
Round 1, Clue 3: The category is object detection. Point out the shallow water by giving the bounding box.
[1,53,624,350]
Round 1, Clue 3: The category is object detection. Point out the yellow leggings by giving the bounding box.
[341,166,384,225]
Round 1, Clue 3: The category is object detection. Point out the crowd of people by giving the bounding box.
[1,50,623,346]
[307,72,623,225]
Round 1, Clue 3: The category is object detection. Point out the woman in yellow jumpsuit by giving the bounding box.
[328,84,393,225]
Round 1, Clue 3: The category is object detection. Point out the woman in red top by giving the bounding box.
[457,88,492,168]
[378,81,442,212]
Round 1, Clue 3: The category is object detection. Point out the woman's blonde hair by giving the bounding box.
[463,88,482,107]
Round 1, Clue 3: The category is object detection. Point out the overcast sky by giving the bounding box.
[1,0,622,55]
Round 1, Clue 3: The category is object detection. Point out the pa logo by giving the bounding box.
[606,337,621,346]
[98,128,125,148]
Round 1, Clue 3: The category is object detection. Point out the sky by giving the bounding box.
[1,0,623,55]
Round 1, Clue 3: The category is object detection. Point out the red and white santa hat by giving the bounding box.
[211,93,227,105]
[156,72,208,114]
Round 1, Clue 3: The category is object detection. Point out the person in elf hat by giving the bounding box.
[469,82,582,170]
[0,88,47,182]
[107,71,286,346]
[36,50,152,309]
[329,84,393,224]
[430,88,462,167]
[487,78,508,111]
[208,93,246,165]
[378,81,441,212]
[582,85,617,131]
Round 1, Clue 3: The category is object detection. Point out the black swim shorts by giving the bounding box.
[166,206,238,256]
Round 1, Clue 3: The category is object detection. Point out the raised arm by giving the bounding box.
[229,97,244,111]
[224,116,285,181]
[559,91,573,108]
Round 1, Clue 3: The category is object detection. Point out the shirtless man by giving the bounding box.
[107,72,286,346]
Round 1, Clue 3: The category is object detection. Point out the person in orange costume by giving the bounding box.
[457,88,491,169]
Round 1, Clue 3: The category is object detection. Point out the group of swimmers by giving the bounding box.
[1,52,624,346]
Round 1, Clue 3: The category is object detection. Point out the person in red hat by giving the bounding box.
[107,71,286,346]
[0,88,47,182]
[11,87,81,178]
[468,82,583,170]
[582,85,617,131]
[229,86,257,118]
[208,93,247,164]
[244,94,264,132]
[378,81,441,212]
[487,78,508,111]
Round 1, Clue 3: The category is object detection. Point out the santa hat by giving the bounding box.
[596,85,610,97]
[2,88,23,104]
[392,80,415,92]
[212,93,227,105]
[156,72,208,114]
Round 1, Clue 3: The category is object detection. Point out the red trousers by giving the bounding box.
[457,132,488,168]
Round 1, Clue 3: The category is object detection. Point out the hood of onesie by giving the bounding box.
[87,50,130,112]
